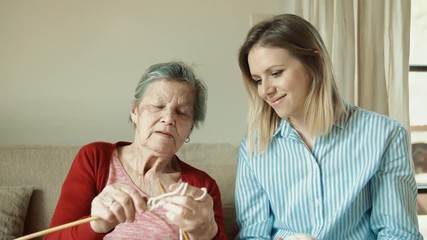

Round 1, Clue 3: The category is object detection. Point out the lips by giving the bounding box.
[155,131,173,137]
[268,94,286,107]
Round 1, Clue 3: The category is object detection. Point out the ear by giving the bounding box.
[314,50,322,58]
[130,107,138,123]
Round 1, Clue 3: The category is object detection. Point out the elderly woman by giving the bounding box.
[46,61,226,240]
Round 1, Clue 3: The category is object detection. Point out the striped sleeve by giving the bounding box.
[370,124,421,239]
[235,140,273,239]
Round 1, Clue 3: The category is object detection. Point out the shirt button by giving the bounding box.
[315,199,321,205]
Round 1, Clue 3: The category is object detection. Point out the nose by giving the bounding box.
[258,79,275,98]
[161,109,176,125]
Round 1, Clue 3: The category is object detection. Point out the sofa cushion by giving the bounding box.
[0,186,33,239]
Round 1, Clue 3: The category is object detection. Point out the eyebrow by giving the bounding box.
[251,64,284,78]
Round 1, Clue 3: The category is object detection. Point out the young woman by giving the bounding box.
[235,14,422,239]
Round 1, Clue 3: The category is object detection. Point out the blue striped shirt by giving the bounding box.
[235,105,422,239]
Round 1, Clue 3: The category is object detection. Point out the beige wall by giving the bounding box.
[0,0,289,146]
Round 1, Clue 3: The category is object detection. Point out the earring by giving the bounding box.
[185,137,190,143]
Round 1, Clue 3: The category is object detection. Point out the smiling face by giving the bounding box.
[131,79,195,155]
[248,46,312,122]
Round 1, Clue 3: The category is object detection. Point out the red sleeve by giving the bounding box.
[44,142,114,240]
[180,161,227,240]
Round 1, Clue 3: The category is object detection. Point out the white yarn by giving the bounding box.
[145,182,208,240]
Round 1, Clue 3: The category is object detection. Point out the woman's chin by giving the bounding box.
[274,110,290,119]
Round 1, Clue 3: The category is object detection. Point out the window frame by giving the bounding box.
[409,65,427,194]
[409,65,427,133]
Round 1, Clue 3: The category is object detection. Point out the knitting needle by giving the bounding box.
[15,216,99,240]
[157,181,190,240]
[17,184,165,239]
[17,183,202,240]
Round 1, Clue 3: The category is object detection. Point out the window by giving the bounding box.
[410,0,427,215]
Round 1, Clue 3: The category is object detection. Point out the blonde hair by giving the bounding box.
[238,14,346,154]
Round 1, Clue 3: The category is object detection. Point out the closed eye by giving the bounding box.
[177,110,190,116]
[176,106,193,118]
[146,104,163,113]
[252,78,262,85]
[271,70,283,78]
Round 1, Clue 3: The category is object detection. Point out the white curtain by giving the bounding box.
[286,0,411,130]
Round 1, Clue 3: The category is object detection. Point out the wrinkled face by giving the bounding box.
[131,79,194,155]
[248,46,312,122]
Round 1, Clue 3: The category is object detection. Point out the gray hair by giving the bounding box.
[130,61,207,129]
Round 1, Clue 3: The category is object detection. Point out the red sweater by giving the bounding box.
[45,141,226,240]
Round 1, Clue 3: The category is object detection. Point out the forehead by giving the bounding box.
[248,46,296,74]
[144,79,195,103]
[248,46,292,64]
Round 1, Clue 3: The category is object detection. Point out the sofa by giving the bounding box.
[2,143,427,240]
[0,143,238,240]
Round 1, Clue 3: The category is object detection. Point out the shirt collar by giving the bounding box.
[274,119,293,138]
[274,102,355,137]
[333,102,355,129]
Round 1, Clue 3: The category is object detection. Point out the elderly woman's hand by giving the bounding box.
[161,183,218,240]
[89,183,147,233]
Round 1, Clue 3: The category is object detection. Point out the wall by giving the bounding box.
[0,0,289,146]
